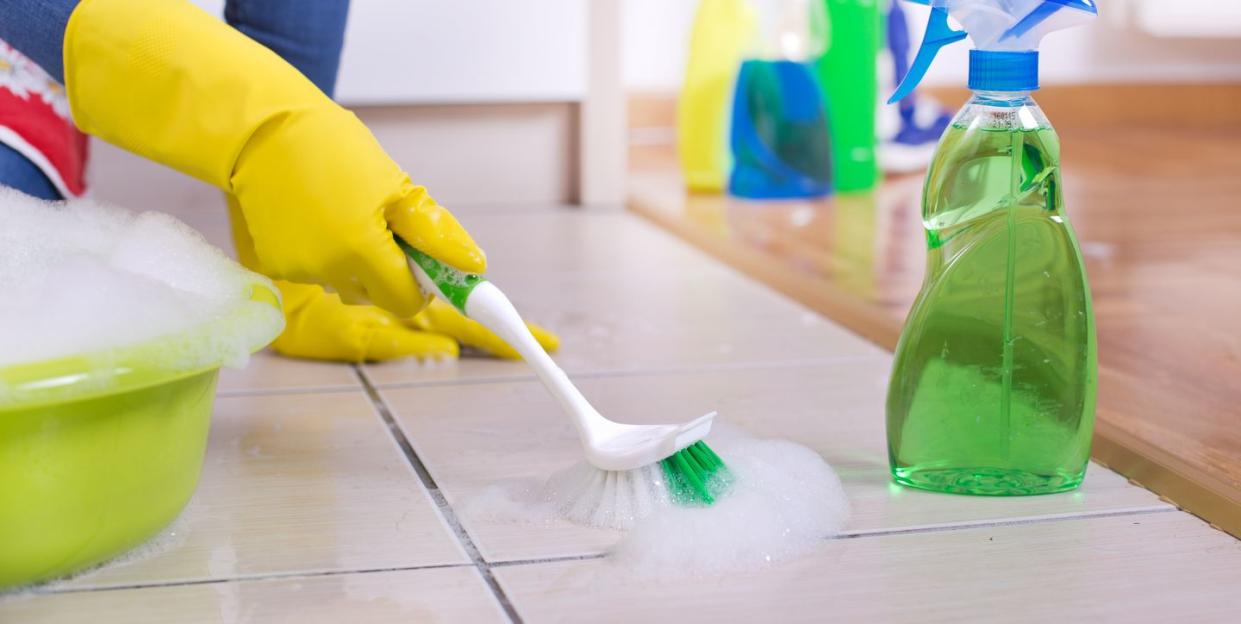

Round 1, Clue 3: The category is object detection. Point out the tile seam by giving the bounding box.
[368,353,889,391]
[27,562,473,596]
[24,507,1181,596]
[353,365,525,624]
[215,384,362,398]
[835,505,1181,540]
[450,508,1183,570]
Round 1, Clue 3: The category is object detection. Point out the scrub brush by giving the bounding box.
[397,237,731,507]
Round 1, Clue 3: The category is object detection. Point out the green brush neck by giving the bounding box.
[395,237,485,313]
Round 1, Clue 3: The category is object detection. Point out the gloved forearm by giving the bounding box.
[230,196,555,363]
[0,0,352,98]
[0,0,354,92]
[0,0,76,81]
[62,0,485,319]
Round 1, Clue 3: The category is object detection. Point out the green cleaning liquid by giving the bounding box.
[886,92,1097,496]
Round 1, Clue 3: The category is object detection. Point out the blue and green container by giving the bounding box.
[728,0,833,199]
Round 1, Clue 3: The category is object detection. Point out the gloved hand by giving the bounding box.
[270,281,560,363]
[229,197,558,362]
[63,0,480,317]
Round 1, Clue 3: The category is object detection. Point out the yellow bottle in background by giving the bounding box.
[678,0,755,193]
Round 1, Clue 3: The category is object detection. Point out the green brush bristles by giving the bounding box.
[659,440,732,505]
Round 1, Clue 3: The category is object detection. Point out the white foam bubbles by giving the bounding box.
[464,423,850,577]
[609,425,850,576]
[0,189,281,370]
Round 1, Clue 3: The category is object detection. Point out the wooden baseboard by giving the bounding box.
[924,84,1241,129]
[1092,420,1241,538]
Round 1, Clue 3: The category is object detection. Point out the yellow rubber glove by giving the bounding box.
[270,282,560,363]
[229,198,558,362]
[63,0,482,317]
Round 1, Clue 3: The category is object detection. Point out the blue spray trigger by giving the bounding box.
[887,7,966,104]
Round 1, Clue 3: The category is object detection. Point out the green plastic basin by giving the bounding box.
[0,278,282,588]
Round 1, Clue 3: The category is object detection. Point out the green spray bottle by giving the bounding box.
[816,0,880,191]
[885,0,1099,496]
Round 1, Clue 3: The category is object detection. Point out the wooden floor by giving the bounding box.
[627,93,1241,537]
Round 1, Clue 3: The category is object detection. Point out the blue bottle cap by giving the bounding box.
[968,50,1039,92]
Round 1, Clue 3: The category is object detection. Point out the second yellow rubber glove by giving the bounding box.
[63,0,482,317]
[271,282,560,363]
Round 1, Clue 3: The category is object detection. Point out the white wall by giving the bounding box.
[623,0,699,91]
[622,0,1241,93]
[180,1,613,205]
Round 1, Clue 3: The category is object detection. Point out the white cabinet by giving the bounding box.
[189,0,621,205]
[335,0,588,105]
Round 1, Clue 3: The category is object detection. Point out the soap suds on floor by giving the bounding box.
[464,423,850,577]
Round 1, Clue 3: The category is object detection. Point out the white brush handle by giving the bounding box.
[410,260,604,441]
[463,282,607,444]
[409,257,714,471]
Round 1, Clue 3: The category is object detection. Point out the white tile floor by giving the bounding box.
[4,203,1238,623]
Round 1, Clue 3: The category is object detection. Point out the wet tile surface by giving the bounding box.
[5,203,1225,623]
[366,210,885,387]
[493,512,1241,624]
[3,567,505,624]
[52,392,466,591]
[382,362,1169,563]
[217,350,360,395]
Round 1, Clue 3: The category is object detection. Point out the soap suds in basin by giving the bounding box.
[0,189,281,371]
[465,423,850,576]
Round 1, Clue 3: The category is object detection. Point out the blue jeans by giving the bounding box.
[0,0,350,198]
[224,0,351,99]
[0,143,61,200]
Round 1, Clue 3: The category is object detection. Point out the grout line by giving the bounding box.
[352,365,525,624]
[835,505,1180,540]
[19,502,1183,598]
[33,506,1182,597]
[554,355,884,378]
[368,353,887,392]
[489,553,608,568]
[351,366,447,492]
[478,508,1181,569]
[485,507,1182,570]
[30,562,473,596]
[216,384,363,399]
